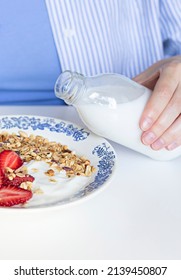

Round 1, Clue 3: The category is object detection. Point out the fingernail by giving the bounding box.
[166,142,178,150]
[151,138,165,150]
[141,117,153,131]
[142,131,156,145]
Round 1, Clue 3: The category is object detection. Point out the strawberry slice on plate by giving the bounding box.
[3,174,35,187]
[0,150,23,172]
[0,169,4,186]
[0,185,32,207]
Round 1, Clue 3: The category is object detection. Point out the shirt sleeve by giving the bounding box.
[160,0,181,57]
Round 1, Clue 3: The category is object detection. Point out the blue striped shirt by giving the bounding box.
[46,0,181,78]
[0,0,181,104]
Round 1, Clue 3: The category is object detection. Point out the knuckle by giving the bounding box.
[164,60,181,72]
[152,121,166,135]
[162,131,175,144]
[157,122,167,133]
[166,130,175,140]
[163,119,181,144]
[162,60,181,82]
[173,100,181,113]
[168,97,181,114]
[157,85,170,98]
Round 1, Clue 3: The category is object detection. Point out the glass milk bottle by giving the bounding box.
[55,70,181,161]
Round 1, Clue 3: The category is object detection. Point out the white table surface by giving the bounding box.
[0,106,180,260]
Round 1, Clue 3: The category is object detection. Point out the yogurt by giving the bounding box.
[23,161,92,207]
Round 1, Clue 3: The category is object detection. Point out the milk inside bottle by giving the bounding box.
[55,71,181,161]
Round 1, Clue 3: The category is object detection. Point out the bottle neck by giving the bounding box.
[54,71,85,105]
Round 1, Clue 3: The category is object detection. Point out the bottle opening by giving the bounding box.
[55,70,73,100]
[54,70,85,105]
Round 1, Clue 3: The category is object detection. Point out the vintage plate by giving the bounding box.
[0,115,116,210]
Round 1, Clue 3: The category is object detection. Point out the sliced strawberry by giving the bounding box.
[3,174,35,187]
[0,169,4,187]
[0,150,23,172]
[0,185,32,207]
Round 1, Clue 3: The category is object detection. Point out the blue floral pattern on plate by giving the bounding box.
[0,116,89,141]
[75,143,115,198]
[0,115,116,209]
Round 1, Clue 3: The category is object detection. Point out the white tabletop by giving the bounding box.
[0,106,180,260]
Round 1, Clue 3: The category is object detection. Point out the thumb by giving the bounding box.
[133,70,160,90]
[133,56,180,89]
[132,58,168,89]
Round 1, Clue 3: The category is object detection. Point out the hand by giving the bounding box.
[133,56,181,151]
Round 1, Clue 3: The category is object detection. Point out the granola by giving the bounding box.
[0,131,96,178]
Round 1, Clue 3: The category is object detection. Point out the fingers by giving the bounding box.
[141,81,181,149]
[133,58,181,151]
[141,114,181,150]
[139,62,181,132]
[164,115,181,150]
